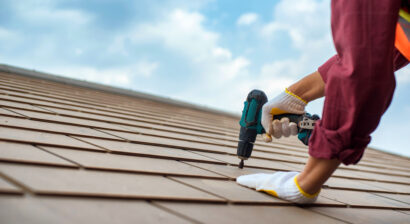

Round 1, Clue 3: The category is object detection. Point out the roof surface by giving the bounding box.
[0,65,409,224]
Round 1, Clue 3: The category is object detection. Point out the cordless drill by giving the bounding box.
[237,89,319,169]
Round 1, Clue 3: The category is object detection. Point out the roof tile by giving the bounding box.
[0,177,23,194]
[0,196,190,224]
[0,163,224,201]
[0,141,76,167]
[0,116,122,140]
[311,207,410,224]
[0,68,409,222]
[40,146,226,178]
[156,202,346,224]
[0,127,104,151]
[73,136,224,163]
[320,189,410,208]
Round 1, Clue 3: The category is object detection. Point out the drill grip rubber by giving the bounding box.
[272,113,303,127]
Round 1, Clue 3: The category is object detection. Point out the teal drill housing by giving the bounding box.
[239,97,265,135]
[237,90,267,168]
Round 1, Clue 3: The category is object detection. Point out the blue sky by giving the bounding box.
[1,0,409,157]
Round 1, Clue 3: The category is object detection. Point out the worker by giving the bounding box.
[237,0,409,204]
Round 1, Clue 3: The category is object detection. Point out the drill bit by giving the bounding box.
[239,159,244,169]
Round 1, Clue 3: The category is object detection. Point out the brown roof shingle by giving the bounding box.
[0,64,409,223]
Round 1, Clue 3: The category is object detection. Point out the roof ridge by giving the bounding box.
[0,63,239,119]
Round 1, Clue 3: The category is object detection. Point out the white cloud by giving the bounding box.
[212,47,232,60]
[103,4,333,113]
[260,22,286,37]
[261,59,304,78]
[133,61,158,77]
[1,0,334,114]
[131,9,219,61]
[1,0,332,114]
[46,61,158,88]
[215,57,250,80]
[104,9,255,111]
[237,0,332,114]
[257,0,333,85]
[126,9,250,83]
[54,66,132,87]
[261,0,331,50]
[237,13,259,26]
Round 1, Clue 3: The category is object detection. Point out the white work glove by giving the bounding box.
[261,88,307,142]
[236,171,319,204]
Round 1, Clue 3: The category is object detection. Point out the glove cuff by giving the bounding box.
[271,89,306,115]
[285,88,308,104]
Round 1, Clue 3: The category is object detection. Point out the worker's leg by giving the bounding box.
[297,157,340,194]
[309,0,401,165]
[289,52,408,195]
[293,9,408,196]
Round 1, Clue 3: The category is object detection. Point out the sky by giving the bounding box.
[0,0,409,157]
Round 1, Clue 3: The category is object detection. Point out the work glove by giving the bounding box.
[261,88,307,142]
[236,171,319,204]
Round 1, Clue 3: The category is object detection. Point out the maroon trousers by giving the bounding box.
[309,0,409,165]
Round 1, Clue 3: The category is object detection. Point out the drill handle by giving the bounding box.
[273,113,319,146]
[273,113,303,126]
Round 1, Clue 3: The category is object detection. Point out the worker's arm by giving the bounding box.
[287,71,325,102]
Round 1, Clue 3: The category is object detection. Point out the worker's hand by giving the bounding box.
[236,171,319,204]
[261,89,307,142]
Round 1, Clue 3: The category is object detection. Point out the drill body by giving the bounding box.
[237,90,318,169]
[237,90,267,165]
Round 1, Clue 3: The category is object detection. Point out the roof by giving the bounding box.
[0,64,409,224]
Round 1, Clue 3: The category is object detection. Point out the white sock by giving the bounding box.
[236,171,319,204]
